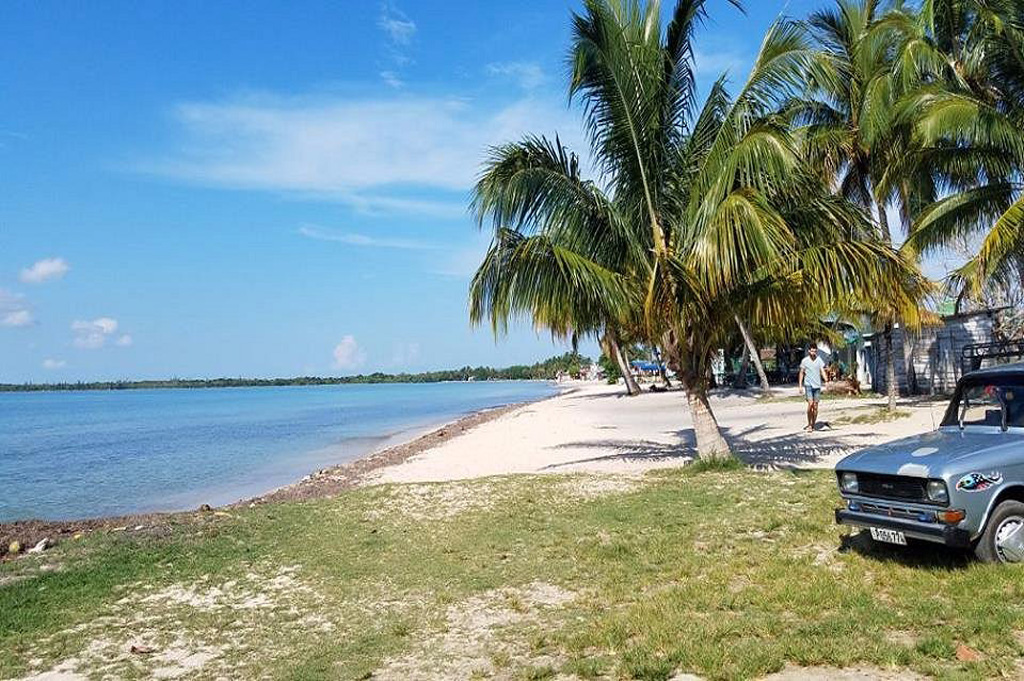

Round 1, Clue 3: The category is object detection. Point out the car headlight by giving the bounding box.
[840,472,858,493]
[926,480,949,504]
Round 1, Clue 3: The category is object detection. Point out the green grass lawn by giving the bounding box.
[2,468,1022,680]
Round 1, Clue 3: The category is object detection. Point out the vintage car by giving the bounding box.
[835,363,1024,563]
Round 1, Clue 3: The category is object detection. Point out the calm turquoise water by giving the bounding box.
[0,381,556,522]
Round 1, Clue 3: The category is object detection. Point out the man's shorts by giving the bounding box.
[805,386,821,402]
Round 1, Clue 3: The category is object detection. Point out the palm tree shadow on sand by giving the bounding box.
[542,423,879,470]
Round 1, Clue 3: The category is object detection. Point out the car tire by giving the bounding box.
[974,500,1024,563]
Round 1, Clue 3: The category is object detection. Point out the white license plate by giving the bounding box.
[869,527,907,545]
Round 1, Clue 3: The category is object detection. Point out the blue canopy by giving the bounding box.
[630,360,661,371]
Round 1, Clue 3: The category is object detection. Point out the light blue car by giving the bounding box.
[835,363,1024,563]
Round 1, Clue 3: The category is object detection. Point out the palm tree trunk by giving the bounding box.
[686,385,731,460]
[735,315,770,392]
[885,323,898,411]
[734,350,750,389]
[876,198,893,245]
[606,328,641,396]
[663,333,733,461]
[653,346,672,387]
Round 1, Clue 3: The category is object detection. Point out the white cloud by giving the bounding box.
[42,358,66,370]
[298,224,437,250]
[332,335,367,370]
[72,317,119,349]
[378,3,415,87]
[0,289,33,327]
[139,93,582,216]
[115,334,134,347]
[378,3,416,46]
[380,70,404,89]
[20,257,70,284]
[694,49,750,79]
[391,342,421,366]
[2,309,33,327]
[487,62,546,90]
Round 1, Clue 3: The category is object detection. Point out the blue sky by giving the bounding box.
[0,0,825,382]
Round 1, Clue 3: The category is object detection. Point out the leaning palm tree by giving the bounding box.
[471,0,917,460]
[469,137,644,396]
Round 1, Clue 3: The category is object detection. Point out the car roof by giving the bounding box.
[965,362,1024,378]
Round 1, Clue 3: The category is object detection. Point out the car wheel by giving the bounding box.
[975,500,1024,563]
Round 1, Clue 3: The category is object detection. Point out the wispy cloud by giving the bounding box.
[115,334,134,347]
[20,257,70,284]
[379,70,404,89]
[487,62,546,90]
[378,2,416,87]
[72,317,120,349]
[0,289,33,327]
[332,335,366,370]
[694,48,750,79]
[391,341,421,367]
[138,93,581,216]
[42,358,66,370]
[378,2,416,46]
[298,225,437,251]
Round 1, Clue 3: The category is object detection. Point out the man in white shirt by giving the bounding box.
[798,344,826,432]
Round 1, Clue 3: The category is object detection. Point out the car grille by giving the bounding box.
[855,473,930,503]
[858,501,926,521]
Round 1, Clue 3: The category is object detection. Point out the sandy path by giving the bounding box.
[372,382,943,484]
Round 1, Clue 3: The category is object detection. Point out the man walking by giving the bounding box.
[798,344,826,432]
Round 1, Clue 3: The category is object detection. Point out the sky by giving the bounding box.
[0,0,825,383]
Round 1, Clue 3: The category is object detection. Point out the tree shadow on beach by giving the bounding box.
[542,430,697,469]
[562,388,675,401]
[727,423,879,470]
[542,423,879,470]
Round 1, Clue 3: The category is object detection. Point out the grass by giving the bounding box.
[3,469,1023,680]
[759,391,883,404]
[833,407,914,425]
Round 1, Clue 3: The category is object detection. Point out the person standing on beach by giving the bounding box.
[798,344,826,432]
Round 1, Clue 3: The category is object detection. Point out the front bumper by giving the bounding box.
[835,508,972,548]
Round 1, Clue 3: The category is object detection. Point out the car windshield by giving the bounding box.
[943,378,1024,429]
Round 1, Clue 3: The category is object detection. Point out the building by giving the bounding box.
[860,308,1002,395]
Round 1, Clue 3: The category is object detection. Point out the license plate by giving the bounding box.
[869,527,907,545]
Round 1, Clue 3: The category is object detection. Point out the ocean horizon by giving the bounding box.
[0,380,558,522]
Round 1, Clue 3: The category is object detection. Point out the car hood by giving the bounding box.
[836,428,1024,479]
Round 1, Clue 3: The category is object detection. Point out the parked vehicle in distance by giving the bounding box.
[835,363,1024,563]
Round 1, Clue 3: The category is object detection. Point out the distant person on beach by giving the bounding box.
[798,344,826,432]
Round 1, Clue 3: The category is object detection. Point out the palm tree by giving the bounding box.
[734,316,771,392]
[469,137,643,396]
[471,0,916,460]
[898,1,1024,301]
[798,0,937,409]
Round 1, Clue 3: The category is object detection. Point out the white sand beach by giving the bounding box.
[372,381,942,484]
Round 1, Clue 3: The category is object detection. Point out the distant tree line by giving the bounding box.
[0,352,591,392]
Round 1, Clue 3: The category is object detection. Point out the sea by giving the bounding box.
[0,381,558,522]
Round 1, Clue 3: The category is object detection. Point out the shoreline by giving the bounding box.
[0,377,560,395]
[0,390,562,557]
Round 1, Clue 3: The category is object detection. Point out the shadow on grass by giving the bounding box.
[839,528,974,570]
